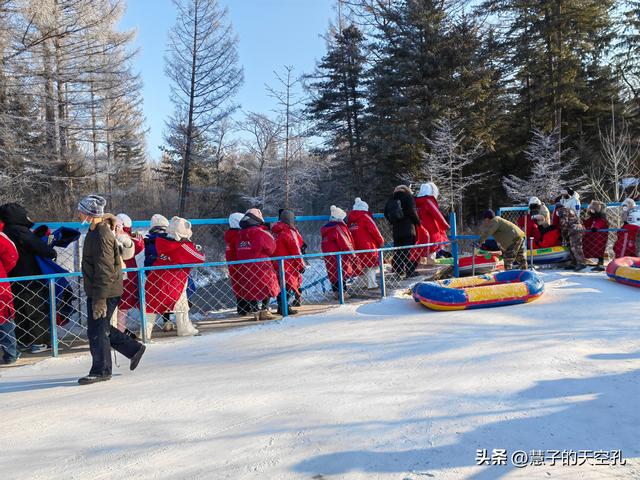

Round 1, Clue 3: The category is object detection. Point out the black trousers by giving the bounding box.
[392,236,418,277]
[87,297,142,377]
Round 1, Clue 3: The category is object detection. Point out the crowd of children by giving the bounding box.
[0,186,638,375]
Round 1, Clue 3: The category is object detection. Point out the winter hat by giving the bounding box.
[167,216,193,241]
[116,213,132,229]
[279,209,296,227]
[622,198,636,211]
[417,182,439,199]
[352,197,369,211]
[561,187,575,197]
[78,195,107,218]
[228,212,244,229]
[483,209,495,219]
[150,214,169,229]
[588,200,606,214]
[330,205,347,221]
[528,196,542,206]
[628,209,640,226]
[394,185,412,194]
[245,208,264,224]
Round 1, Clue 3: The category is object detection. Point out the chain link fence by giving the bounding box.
[4,240,456,358]
[497,204,627,265]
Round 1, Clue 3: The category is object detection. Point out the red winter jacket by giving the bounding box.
[145,237,205,313]
[271,222,304,294]
[415,196,449,254]
[224,228,242,298]
[517,214,541,244]
[235,226,280,300]
[347,210,384,269]
[614,224,640,258]
[120,233,145,310]
[321,221,357,284]
[582,216,609,259]
[0,222,19,324]
[536,226,562,249]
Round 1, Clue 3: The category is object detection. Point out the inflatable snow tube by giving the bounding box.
[436,251,503,275]
[412,270,544,311]
[529,246,570,264]
[606,257,640,288]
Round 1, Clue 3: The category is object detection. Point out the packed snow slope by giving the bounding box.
[1,272,639,480]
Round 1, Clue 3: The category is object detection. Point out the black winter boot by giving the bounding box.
[78,374,111,385]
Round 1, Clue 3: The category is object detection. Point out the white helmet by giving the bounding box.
[628,208,640,226]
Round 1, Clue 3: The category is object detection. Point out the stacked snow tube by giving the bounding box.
[412,270,544,311]
[606,257,640,288]
[529,246,570,264]
[436,251,503,276]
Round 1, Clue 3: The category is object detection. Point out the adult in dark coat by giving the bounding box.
[383,185,420,277]
[0,203,57,351]
[77,194,145,385]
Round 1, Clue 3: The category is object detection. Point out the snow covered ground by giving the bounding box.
[1,271,639,480]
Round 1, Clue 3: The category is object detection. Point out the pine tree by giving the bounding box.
[306,23,368,203]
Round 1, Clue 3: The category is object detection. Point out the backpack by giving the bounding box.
[386,198,405,223]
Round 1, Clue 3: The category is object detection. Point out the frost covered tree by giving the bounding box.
[587,112,639,202]
[164,0,243,216]
[266,66,305,208]
[502,127,584,203]
[406,117,485,216]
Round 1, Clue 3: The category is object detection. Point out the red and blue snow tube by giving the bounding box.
[412,270,544,311]
[606,257,640,288]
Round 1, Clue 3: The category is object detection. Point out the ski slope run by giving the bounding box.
[1,271,639,479]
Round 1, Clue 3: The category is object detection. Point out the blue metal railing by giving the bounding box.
[0,238,458,358]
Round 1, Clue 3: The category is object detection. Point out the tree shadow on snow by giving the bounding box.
[293,363,640,479]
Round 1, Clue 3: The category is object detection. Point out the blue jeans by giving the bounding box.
[0,321,18,362]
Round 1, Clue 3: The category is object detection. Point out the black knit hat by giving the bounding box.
[483,209,495,219]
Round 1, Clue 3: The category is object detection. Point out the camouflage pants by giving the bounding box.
[568,230,586,265]
[503,237,526,270]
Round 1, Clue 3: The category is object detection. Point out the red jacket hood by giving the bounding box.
[271,221,297,235]
[346,210,372,223]
[321,221,348,235]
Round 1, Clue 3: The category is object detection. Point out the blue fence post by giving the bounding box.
[137,270,149,343]
[378,250,387,298]
[337,254,345,305]
[278,259,288,317]
[450,212,459,278]
[378,250,386,298]
[48,278,59,357]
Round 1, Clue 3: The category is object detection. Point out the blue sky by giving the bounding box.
[120,0,336,160]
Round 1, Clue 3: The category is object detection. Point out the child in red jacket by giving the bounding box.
[271,209,305,315]
[225,212,248,316]
[235,209,280,321]
[115,213,145,335]
[144,217,205,339]
[321,206,356,298]
[582,201,608,271]
[347,198,384,289]
[0,221,19,364]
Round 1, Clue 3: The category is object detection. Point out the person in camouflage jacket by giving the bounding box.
[555,203,587,271]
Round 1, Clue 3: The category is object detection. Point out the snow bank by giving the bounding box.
[1,272,639,479]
